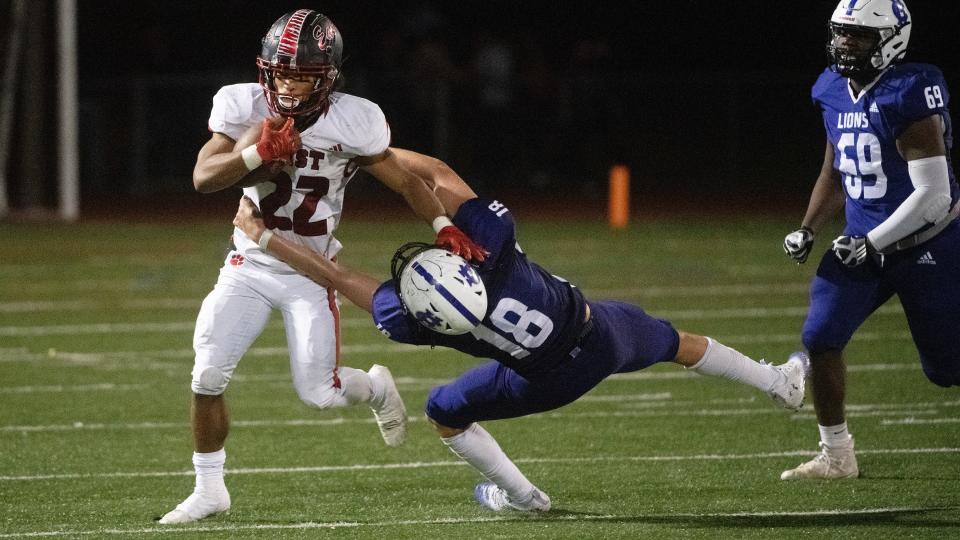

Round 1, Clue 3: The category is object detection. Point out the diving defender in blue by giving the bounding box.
[782,0,960,480]
[233,148,808,512]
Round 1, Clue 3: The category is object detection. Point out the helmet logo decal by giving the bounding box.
[845,0,859,16]
[277,9,311,61]
[458,263,480,286]
[891,0,909,25]
[314,24,334,52]
[412,262,483,326]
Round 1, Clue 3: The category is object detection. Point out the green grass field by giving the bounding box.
[1,211,958,539]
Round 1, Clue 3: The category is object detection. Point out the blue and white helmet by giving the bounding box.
[392,243,487,335]
[828,0,912,80]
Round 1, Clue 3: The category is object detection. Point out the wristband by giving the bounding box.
[241,145,264,171]
[258,229,273,251]
[432,216,454,234]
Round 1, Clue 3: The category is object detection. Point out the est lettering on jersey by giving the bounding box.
[812,63,959,236]
[371,198,588,376]
[208,83,391,270]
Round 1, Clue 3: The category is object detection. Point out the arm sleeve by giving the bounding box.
[867,155,952,250]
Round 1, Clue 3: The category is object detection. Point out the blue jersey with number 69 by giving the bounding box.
[813,63,958,236]
[371,198,588,376]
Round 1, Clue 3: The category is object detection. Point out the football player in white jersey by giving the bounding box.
[159,10,486,524]
[782,0,959,480]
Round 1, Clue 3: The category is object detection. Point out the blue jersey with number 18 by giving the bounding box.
[813,63,958,236]
[371,198,588,376]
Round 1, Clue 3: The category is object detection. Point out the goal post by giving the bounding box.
[0,0,79,221]
[57,0,80,221]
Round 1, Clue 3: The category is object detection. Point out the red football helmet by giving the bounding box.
[256,10,343,117]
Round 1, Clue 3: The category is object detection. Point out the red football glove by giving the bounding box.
[436,225,488,263]
[255,117,301,163]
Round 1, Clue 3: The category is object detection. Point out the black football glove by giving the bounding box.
[831,235,873,267]
[783,226,815,264]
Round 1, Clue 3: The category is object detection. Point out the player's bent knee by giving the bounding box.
[427,414,465,438]
[801,329,843,356]
[424,387,469,432]
[296,385,344,410]
[191,366,229,395]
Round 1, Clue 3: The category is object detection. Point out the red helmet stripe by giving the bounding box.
[277,9,312,63]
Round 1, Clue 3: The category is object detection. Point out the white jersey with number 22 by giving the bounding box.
[208,82,391,272]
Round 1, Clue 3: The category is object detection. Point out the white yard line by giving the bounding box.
[0,304,908,337]
[3,398,957,432]
[0,507,945,538]
[1,448,958,483]
[2,506,954,538]
[0,383,148,394]
[0,282,814,314]
[881,417,960,425]
[594,282,812,298]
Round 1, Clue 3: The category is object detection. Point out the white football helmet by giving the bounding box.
[392,243,487,335]
[828,0,911,81]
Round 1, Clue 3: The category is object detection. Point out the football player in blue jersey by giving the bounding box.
[233,147,810,512]
[781,0,960,480]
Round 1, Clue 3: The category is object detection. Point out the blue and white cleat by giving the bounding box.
[474,482,551,512]
[768,351,809,412]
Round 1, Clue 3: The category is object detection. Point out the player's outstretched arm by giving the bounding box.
[359,148,488,262]
[193,117,301,193]
[389,147,478,216]
[232,197,381,312]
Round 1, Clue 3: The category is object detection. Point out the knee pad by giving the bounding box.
[192,366,229,395]
[424,386,468,430]
[801,327,843,356]
[296,383,344,410]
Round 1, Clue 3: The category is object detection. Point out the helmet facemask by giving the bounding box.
[827,23,885,82]
[256,61,339,117]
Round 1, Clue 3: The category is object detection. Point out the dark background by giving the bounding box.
[2,0,958,217]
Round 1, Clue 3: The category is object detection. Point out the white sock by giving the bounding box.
[193,448,226,494]
[688,337,780,392]
[818,423,853,448]
[442,423,535,501]
[337,366,374,405]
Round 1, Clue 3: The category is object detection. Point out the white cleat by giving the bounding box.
[767,351,809,412]
[474,482,551,512]
[369,364,407,447]
[158,489,231,524]
[781,439,859,480]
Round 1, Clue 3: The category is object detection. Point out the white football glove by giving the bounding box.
[831,235,872,267]
[783,227,815,264]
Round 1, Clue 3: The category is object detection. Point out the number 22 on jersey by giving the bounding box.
[837,132,887,200]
